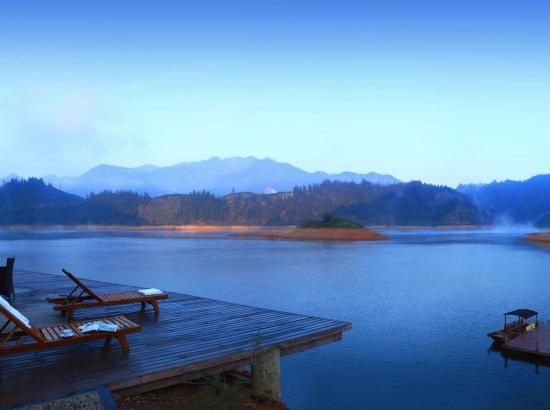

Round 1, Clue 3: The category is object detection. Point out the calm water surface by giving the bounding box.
[1,228,550,409]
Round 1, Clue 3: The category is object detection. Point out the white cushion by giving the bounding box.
[0,296,31,329]
[138,288,164,296]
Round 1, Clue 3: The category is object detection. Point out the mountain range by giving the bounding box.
[2,159,550,227]
[1,157,400,197]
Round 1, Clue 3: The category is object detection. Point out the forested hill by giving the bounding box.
[0,178,480,226]
[458,174,550,227]
[0,178,81,225]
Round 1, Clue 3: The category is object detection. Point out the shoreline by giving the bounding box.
[372,225,484,231]
[0,224,262,232]
[234,228,389,241]
[0,224,488,232]
[525,232,550,244]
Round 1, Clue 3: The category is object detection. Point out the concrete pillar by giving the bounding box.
[251,347,281,400]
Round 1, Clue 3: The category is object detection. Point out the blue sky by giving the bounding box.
[0,0,549,186]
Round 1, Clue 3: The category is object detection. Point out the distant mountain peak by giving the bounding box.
[10,156,401,197]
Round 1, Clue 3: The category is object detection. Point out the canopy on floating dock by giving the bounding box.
[504,309,538,320]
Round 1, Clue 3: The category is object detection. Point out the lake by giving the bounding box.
[1,228,549,409]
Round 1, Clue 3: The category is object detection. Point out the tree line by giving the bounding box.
[0,178,482,226]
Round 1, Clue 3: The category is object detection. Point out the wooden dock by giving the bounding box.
[503,324,550,358]
[1,269,351,407]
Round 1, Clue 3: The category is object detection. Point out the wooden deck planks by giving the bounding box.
[504,324,550,357]
[0,269,351,407]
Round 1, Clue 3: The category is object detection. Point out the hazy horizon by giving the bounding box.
[1,0,549,186]
[2,155,548,188]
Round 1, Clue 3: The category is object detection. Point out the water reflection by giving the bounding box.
[0,228,549,409]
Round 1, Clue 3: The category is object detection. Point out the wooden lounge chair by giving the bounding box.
[0,296,140,355]
[47,269,168,321]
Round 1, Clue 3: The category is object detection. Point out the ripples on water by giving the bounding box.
[0,227,549,410]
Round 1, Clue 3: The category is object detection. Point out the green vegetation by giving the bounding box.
[300,214,364,229]
[0,178,480,226]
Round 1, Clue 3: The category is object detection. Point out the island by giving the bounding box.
[525,232,550,245]
[234,215,389,241]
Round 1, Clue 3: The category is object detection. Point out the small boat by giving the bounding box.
[488,309,539,344]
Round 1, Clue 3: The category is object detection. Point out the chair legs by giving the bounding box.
[150,300,160,315]
[103,334,130,352]
[103,336,112,349]
[141,300,160,315]
[117,334,129,352]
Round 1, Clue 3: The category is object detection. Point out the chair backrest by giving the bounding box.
[0,257,15,299]
[61,269,101,301]
[0,296,43,342]
[5,257,14,272]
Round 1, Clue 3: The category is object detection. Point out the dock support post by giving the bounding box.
[252,347,281,400]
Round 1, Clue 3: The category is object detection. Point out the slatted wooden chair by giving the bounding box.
[47,269,168,321]
[0,296,141,355]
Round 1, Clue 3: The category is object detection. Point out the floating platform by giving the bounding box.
[486,309,550,358]
[502,324,550,358]
[1,269,351,407]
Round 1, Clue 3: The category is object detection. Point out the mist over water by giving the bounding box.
[1,228,550,409]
